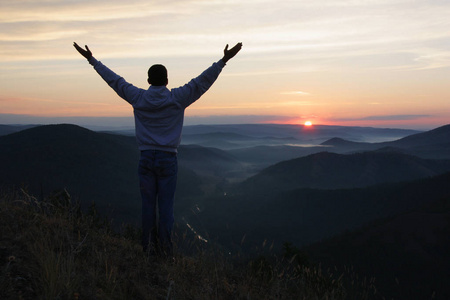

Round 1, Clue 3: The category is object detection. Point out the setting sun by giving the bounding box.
[304,121,313,126]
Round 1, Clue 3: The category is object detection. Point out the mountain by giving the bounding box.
[239,151,450,193]
[227,145,331,171]
[0,124,202,225]
[304,190,450,300]
[192,172,450,255]
[180,124,420,153]
[387,124,450,159]
[388,123,450,147]
[182,124,420,143]
[0,124,140,223]
[183,124,447,172]
[322,124,450,159]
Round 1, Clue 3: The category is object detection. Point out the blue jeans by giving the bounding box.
[138,150,178,256]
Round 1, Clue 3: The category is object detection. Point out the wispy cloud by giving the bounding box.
[2,0,450,68]
[0,1,179,23]
[280,91,311,96]
[333,115,433,122]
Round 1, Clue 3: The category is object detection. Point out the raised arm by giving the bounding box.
[173,42,243,108]
[73,42,142,104]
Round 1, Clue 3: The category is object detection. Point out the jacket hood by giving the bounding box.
[140,86,171,108]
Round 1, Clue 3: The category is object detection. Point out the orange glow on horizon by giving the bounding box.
[304,121,312,126]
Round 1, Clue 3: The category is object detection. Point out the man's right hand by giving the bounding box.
[73,42,93,60]
[222,42,243,63]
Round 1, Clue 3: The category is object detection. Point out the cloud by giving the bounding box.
[2,0,450,69]
[0,1,179,23]
[280,91,311,96]
[333,114,433,122]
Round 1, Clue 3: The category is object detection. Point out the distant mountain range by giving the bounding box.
[180,124,421,150]
[322,124,450,159]
[1,123,449,220]
[181,124,420,142]
[237,124,450,193]
[1,122,449,299]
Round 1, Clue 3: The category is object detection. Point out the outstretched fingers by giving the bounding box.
[73,42,92,59]
[223,42,242,62]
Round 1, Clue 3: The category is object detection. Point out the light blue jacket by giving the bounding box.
[89,57,225,152]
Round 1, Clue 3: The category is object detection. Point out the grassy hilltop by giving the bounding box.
[0,190,377,300]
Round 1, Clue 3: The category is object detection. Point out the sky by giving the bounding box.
[0,0,449,130]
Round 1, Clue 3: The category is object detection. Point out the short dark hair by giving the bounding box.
[147,64,168,86]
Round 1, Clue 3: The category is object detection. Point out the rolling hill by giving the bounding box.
[220,125,446,170]
[240,151,450,193]
[193,172,450,255]
[322,123,450,159]
[0,124,202,225]
[181,124,420,143]
[304,189,450,300]
[227,144,331,170]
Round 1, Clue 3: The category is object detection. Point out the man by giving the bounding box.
[74,41,242,257]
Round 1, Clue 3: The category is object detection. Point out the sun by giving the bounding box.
[304,121,313,126]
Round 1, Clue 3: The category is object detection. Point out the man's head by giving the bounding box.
[147,64,168,86]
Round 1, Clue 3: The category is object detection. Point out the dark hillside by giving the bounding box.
[388,124,450,148]
[227,145,330,169]
[193,172,450,254]
[240,151,450,193]
[0,124,202,225]
[304,193,450,300]
[0,191,376,300]
[0,124,141,224]
[380,124,450,159]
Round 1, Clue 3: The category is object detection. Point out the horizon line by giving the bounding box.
[0,113,444,131]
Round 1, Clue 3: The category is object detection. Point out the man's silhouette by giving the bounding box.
[74,41,242,257]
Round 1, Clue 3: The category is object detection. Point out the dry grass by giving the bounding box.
[0,189,378,299]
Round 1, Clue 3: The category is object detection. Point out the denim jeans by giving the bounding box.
[138,150,178,256]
